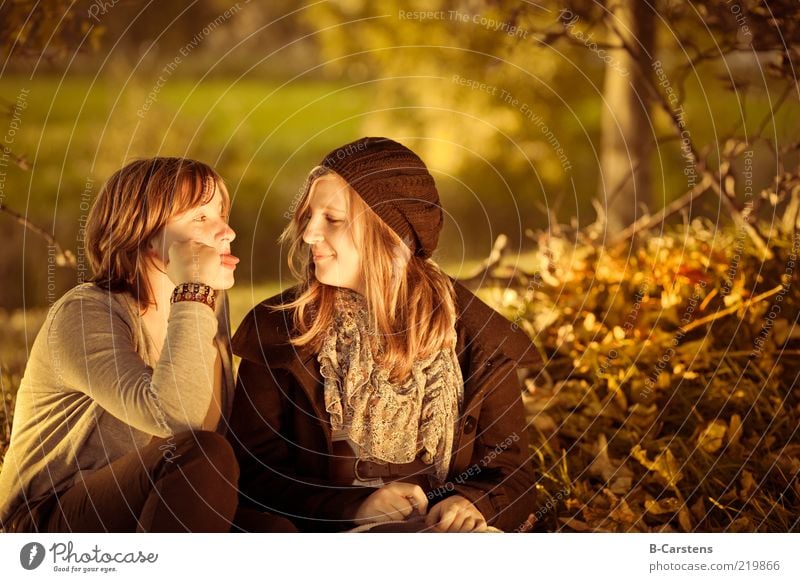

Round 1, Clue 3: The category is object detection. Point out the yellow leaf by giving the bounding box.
[661,289,682,309]
[645,497,681,515]
[739,471,756,500]
[723,291,742,307]
[690,496,707,521]
[589,434,634,493]
[609,498,638,525]
[632,445,683,488]
[697,420,727,454]
[501,288,519,305]
[678,506,694,532]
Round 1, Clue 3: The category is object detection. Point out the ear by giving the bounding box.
[390,240,412,283]
[143,238,158,258]
[146,231,167,263]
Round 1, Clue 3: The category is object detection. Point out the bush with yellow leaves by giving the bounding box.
[477,217,800,532]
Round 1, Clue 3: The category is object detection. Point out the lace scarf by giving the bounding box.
[318,287,463,481]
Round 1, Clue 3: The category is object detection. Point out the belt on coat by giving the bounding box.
[329,438,436,487]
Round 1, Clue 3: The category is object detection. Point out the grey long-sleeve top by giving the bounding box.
[0,283,235,529]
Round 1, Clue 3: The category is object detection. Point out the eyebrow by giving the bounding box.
[308,203,346,214]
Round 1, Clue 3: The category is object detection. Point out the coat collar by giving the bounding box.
[231,279,541,371]
[231,285,315,369]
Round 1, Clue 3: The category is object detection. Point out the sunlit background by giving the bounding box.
[2,0,799,532]
[1,1,795,310]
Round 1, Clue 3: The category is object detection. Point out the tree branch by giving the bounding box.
[456,234,511,285]
[0,146,31,170]
[602,11,772,256]
[681,284,784,334]
[0,202,76,268]
[610,173,713,245]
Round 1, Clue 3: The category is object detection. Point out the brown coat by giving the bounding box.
[228,280,541,532]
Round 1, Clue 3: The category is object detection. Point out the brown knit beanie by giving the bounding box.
[314,137,443,259]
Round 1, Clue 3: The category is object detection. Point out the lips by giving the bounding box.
[312,250,335,262]
[220,253,240,268]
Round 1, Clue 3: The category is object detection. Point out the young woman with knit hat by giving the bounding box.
[230,137,540,532]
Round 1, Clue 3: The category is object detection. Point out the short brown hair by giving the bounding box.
[86,157,230,311]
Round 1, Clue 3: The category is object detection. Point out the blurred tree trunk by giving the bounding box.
[599,0,655,233]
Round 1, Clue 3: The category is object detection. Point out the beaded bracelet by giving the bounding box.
[170,282,216,310]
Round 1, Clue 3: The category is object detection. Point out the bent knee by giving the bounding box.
[190,430,234,456]
[161,430,239,482]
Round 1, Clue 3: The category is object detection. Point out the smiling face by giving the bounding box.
[151,184,238,290]
[301,174,364,294]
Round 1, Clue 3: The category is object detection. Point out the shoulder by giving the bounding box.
[48,283,133,327]
[39,285,137,358]
[231,284,303,365]
[231,280,541,368]
[452,279,540,368]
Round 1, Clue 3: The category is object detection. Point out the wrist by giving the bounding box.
[170,282,216,310]
[346,489,378,525]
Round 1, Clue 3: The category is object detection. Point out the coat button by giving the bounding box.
[463,416,477,434]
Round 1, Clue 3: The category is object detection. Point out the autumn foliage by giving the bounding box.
[477,214,800,532]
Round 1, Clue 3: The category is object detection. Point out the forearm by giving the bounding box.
[239,465,375,526]
[52,295,219,437]
[149,301,219,433]
[449,359,535,530]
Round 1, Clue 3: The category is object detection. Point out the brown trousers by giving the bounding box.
[13,431,296,533]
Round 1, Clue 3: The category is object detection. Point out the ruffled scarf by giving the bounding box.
[318,287,463,481]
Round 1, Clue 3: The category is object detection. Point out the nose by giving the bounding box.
[219,221,236,243]
[302,217,324,245]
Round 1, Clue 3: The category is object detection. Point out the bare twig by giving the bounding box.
[0,202,76,268]
[602,14,773,257]
[611,174,713,244]
[604,149,650,209]
[706,176,774,260]
[680,284,783,333]
[754,83,793,140]
[456,234,510,285]
[0,146,30,171]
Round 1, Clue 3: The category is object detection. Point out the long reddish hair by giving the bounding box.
[277,167,457,383]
